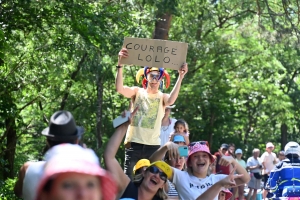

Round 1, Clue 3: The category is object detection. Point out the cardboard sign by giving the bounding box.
[121,37,188,70]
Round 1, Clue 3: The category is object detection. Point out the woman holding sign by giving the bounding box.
[115,47,188,178]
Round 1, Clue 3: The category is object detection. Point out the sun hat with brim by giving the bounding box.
[41,111,84,141]
[187,143,215,164]
[222,189,233,200]
[173,135,185,143]
[133,159,150,174]
[148,161,172,179]
[36,144,117,200]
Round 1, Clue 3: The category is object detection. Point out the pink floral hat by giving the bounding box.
[187,141,215,164]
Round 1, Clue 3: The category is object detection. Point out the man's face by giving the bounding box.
[267,146,274,153]
[147,71,161,90]
[147,71,160,83]
[253,151,260,158]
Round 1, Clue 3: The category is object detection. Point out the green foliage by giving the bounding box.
[0,178,20,200]
[1,0,300,185]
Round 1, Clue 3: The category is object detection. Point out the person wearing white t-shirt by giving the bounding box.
[246,148,262,200]
[150,141,250,200]
[160,105,177,146]
[261,142,277,199]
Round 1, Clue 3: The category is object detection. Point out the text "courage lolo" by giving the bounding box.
[126,43,178,64]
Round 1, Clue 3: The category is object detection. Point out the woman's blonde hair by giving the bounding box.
[133,170,168,199]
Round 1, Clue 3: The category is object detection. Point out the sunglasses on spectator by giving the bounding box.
[148,73,160,82]
[189,141,209,147]
[147,166,167,182]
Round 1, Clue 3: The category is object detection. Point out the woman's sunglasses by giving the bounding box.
[189,141,209,147]
[147,166,168,182]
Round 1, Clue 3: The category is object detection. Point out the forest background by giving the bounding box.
[1,0,300,198]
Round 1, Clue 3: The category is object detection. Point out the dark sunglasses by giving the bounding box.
[147,166,167,182]
[189,141,209,147]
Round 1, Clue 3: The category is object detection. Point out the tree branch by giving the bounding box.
[60,52,88,110]
[18,96,39,112]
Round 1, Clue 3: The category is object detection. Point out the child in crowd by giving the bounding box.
[172,135,186,146]
[218,189,233,200]
[169,119,190,145]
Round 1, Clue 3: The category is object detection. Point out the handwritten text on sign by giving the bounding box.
[121,37,188,70]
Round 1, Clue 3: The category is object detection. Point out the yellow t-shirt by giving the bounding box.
[124,88,164,145]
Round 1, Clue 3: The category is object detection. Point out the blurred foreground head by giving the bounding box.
[35,144,117,200]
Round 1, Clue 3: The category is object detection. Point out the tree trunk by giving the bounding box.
[3,117,17,179]
[280,123,288,150]
[96,73,103,149]
[153,13,172,40]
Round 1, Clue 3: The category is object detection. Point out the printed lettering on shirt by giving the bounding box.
[189,182,212,189]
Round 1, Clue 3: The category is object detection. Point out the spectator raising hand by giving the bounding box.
[196,166,244,200]
[104,103,172,200]
[115,47,188,178]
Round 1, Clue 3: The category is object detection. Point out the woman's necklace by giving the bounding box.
[162,118,171,131]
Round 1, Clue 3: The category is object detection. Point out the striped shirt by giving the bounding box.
[167,180,178,197]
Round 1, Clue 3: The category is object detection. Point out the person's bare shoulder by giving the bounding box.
[162,93,171,106]
[14,161,32,197]
[19,162,32,177]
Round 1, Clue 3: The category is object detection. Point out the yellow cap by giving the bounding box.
[149,161,173,179]
[133,159,150,174]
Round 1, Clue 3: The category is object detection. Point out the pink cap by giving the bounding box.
[222,188,233,200]
[35,144,117,200]
[187,143,215,164]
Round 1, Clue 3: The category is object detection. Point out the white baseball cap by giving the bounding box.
[235,148,243,154]
[266,142,274,148]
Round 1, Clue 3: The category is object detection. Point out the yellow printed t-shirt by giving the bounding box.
[124,88,164,145]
